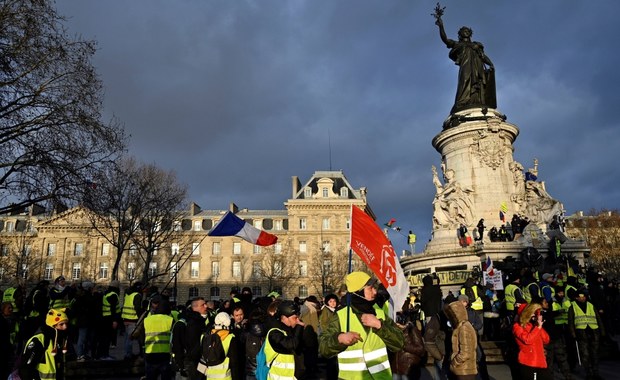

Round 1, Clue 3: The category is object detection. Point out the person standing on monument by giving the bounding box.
[476,219,485,242]
[435,13,496,114]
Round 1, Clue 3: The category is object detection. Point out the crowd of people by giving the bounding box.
[0,266,618,380]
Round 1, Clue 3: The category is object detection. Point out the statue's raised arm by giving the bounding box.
[432,3,497,114]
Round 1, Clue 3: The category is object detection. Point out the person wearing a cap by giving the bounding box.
[568,291,605,380]
[18,308,70,380]
[539,273,555,304]
[263,300,306,380]
[202,311,241,380]
[319,271,403,380]
[512,303,551,380]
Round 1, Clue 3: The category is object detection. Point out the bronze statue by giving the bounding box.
[433,3,496,114]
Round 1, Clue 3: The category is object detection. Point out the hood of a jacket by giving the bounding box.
[444,301,468,326]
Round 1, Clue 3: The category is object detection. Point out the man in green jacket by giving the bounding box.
[319,271,404,380]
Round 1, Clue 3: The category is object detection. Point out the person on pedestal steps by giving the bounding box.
[476,219,485,242]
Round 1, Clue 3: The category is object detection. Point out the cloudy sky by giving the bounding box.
[55,0,620,254]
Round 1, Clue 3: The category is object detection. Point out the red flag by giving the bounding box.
[350,206,408,314]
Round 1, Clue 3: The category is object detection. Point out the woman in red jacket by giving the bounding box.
[512,303,551,380]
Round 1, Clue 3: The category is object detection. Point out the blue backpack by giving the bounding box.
[255,340,270,380]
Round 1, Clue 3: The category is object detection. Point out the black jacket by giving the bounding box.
[171,309,208,368]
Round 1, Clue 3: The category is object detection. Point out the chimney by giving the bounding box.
[189,202,201,216]
[229,202,238,213]
[292,176,301,198]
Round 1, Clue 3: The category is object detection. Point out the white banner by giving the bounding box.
[482,269,504,290]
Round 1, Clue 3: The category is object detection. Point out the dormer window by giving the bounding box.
[340,187,349,198]
[304,187,312,198]
[322,188,328,197]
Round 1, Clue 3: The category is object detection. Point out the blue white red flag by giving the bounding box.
[208,211,277,246]
[485,256,495,276]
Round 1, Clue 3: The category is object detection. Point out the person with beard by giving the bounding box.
[171,297,209,380]
[18,308,71,380]
[319,271,404,380]
[263,301,306,380]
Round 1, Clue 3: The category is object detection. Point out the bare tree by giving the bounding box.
[255,243,298,292]
[0,0,125,215]
[0,226,43,282]
[308,249,351,296]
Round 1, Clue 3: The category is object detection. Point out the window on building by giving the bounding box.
[20,264,28,279]
[274,261,282,277]
[191,262,200,278]
[192,242,200,256]
[304,187,312,198]
[346,217,351,229]
[299,260,307,276]
[210,287,220,300]
[233,261,241,278]
[254,219,262,229]
[74,243,83,256]
[299,241,307,253]
[274,220,282,231]
[322,187,328,197]
[322,217,330,230]
[149,262,157,277]
[323,259,332,274]
[171,243,179,256]
[127,262,136,280]
[340,187,349,197]
[252,286,262,296]
[99,263,109,279]
[0,245,8,257]
[253,262,262,277]
[72,263,81,280]
[274,242,282,254]
[253,245,261,254]
[189,287,199,298]
[322,240,331,253]
[23,245,31,256]
[233,242,241,255]
[170,261,178,278]
[47,243,56,257]
[299,285,308,298]
[299,217,307,230]
[5,221,14,232]
[212,261,220,277]
[173,221,181,231]
[102,243,110,256]
[129,244,137,256]
[212,242,221,255]
[194,220,201,231]
[44,263,54,280]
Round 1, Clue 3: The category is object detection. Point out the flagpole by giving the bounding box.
[346,206,354,332]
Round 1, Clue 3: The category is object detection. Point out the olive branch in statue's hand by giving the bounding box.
[432,2,446,22]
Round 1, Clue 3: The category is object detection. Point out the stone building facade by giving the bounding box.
[0,170,372,304]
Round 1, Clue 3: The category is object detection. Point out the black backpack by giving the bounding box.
[201,332,226,366]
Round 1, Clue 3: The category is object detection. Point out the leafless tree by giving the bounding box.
[0,0,125,215]
[254,243,298,293]
[84,157,187,281]
[0,226,43,282]
[308,249,352,297]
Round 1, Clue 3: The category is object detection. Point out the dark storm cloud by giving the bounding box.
[55,1,620,253]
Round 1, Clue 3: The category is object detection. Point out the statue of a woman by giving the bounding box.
[435,15,496,114]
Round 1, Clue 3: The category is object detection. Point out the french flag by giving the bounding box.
[208,211,278,246]
[485,256,495,276]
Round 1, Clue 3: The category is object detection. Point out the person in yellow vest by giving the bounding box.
[122,281,144,360]
[17,308,70,380]
[143,299,174,380]
[202,312,241,380]
[460,277,484,338]
[319,271,404,380]
[23,280,51,340]
[48,276,75,311]
[2,284,24,317]
[263,300,305,380]
[568,290,605,380]
[96,280,121,360]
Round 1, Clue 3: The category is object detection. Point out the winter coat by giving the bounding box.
[512,303,549,368]
[444,301,477,376]
[389,322,426,375]
[300,300,320,334]
[243,320,266,376]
